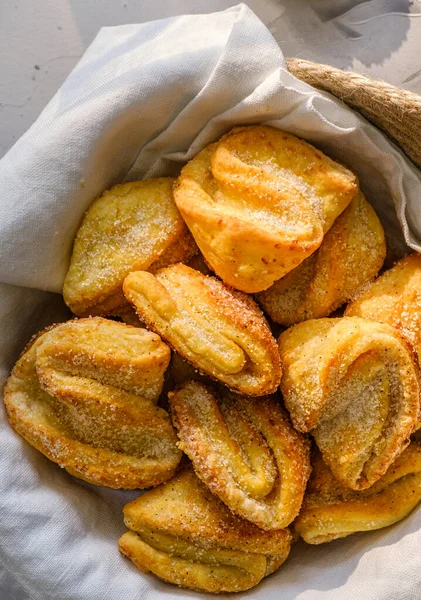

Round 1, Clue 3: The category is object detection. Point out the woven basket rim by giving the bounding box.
[287,57,421,170]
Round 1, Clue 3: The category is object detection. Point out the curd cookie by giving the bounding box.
[123,264,281,396]
[278,317,421,490]
[4,317,181,489]
[295,443,421,544]
[169,382,310,530]
[119,467,292,593]
[63,178,197,317]
[173,125,358,293]
[346,252,421,358]
[257,191,386,326]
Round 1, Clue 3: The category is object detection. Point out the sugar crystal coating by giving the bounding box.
[257,191,386,325]
[4,317,181,489]
[174,125,358,293]
[63,178,197,316]
[279,316,421,490]
[123,263,281,396]
[295,444,421,544]
[169,381,311,530]
[119,467,292,593]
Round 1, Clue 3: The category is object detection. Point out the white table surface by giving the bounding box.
[2,0,421,159]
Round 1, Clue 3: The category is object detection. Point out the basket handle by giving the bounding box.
[287,58,421,170]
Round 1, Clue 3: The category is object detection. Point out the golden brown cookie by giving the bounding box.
[63,178,197,317]
[169,382,310,530]
[257,191,386,325]
[119,467,292,593]
[4,318,181,488]
[295,444,421,544]
[174,125,357,293]
[123,264,281,396]
[346,252,421,357]
[124,264,280,396]
[278,317,421,490]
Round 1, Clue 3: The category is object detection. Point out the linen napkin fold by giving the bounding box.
[1,4,421,600]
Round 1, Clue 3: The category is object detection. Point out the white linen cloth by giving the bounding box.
[1,4,421,599]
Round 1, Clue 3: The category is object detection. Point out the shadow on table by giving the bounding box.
[275,0,412,70]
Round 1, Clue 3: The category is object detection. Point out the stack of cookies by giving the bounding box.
[5,126,421,593]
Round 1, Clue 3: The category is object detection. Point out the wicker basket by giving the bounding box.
[287,58,421,171]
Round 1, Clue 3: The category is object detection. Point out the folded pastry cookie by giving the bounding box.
[174,125,358,293]
[346,252,421,357]
[295,443,421,544]
[279,317,421,490]
[257,191,386,325]
[119,467,292,593]
[123,264,281,396]
[169,381,310,530]
[4,318,181,488]
[63,178,197,317]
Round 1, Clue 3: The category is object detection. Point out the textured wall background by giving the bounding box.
[2,0,421,157]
